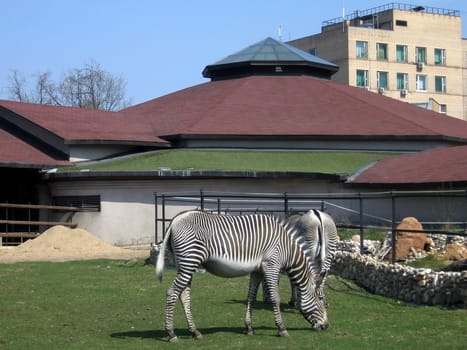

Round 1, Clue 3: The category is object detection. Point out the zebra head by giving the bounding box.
[297,287,329,330]
[296,277,329,330]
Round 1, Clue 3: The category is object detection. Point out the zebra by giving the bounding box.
[286,209,338,307]
[155,210,329,342]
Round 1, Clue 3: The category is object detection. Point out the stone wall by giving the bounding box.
[331,250,467,306]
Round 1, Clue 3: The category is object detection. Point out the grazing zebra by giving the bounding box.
[262,209,338,307]
[155,210,328,342]
[287,209,338,307]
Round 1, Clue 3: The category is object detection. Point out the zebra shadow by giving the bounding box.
[225,298,298,313]
[111,329,168,342]
[110,326,255,341]
[111,324,311,341]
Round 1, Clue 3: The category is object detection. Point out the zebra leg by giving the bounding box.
[262,280,269,303]
[164,271,195,342]
[288,278,297,307]
[318,271,330,308]
[180,286,203,340]
[263,267,289,337]
[245,272,262,335]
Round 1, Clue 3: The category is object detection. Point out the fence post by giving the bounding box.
[359,194,364,254]
[5,203,8,234]
[154,193,158,243]
[283,192,288,215]
[217,198,221,214]
[200,189,205,210]
[162,194,167,239]
[391,192,396,264]
[28,202,31,238]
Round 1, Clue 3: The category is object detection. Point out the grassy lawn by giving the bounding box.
[0,259,465,350]
[59,149,399,174]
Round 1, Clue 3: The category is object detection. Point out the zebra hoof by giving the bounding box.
[192,330,203,340]
[168,335,179,343]
[278,329,289,337]
[246,329,255,336]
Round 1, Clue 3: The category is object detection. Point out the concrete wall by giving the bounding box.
[46,177,342,245]
[44,177,467,246]
[69,144,141,162]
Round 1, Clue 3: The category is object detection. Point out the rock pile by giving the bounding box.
[332,251,466,306]
[333,216,466,306]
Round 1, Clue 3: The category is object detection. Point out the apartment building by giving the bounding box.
[288,3,465,120]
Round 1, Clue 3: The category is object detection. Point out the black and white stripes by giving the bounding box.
[155,210,328,342]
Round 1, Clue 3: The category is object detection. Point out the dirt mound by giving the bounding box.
[0,225,149,263]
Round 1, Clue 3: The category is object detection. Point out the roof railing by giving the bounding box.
[322,2,460,27]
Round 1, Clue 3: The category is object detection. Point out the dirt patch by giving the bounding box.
[0,225,149,263]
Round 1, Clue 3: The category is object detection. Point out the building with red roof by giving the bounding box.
[1,37,466,244]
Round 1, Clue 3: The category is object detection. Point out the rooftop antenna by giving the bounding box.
[342,0,345,32]
[278,24,282,41]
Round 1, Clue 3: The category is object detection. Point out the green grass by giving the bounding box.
[405,254,451,270]
[59,150,399,174]
[338,229,389,241]
[0,259,465,349]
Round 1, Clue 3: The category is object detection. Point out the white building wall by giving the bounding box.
[69,145,138,162]
[45,178,467,246]
[46,178,341,245]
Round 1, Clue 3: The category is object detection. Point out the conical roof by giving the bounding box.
[202,37,338,80]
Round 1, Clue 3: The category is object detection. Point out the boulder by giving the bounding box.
[445,243,467,261]
[391,217,432,261]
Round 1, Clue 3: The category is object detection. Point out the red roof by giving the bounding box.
[0,100,166,144]
[0,129,71,167]
[2,74,467,185]
[349,145,467,184]
[123,75,467,140]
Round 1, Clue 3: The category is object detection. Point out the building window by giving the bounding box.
[435,76,446,93]
[396,20,407,26]
[415,47,426,64]
[356,41,368,59]
[440,104,447,114]
[434,48,446,65]
[309,48,317,55]
[416,74,427,91]
[376,43,388,60]
[377,71,388,89]
[396,45,408,62]
[397,73,408,90]
[356,69,369,88]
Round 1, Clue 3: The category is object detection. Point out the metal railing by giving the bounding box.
[323,2,460,27]
[0,203,79,246]
[154,190,467,263]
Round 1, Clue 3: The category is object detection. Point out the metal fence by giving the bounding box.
[154,190,467,263]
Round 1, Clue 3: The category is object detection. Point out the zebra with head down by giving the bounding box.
[261,209,338,307]
[155,210,329,342]
[287,209,338,307]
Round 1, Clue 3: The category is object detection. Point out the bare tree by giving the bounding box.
[8,70,30,103]
[7,61,131,111]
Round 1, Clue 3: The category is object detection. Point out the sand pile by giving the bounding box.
[0,225,149,263]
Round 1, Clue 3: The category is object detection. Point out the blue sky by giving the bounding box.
[1,0,466,106]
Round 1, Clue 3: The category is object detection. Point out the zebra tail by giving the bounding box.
[155,224,172,282]
[314,210,326,267]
